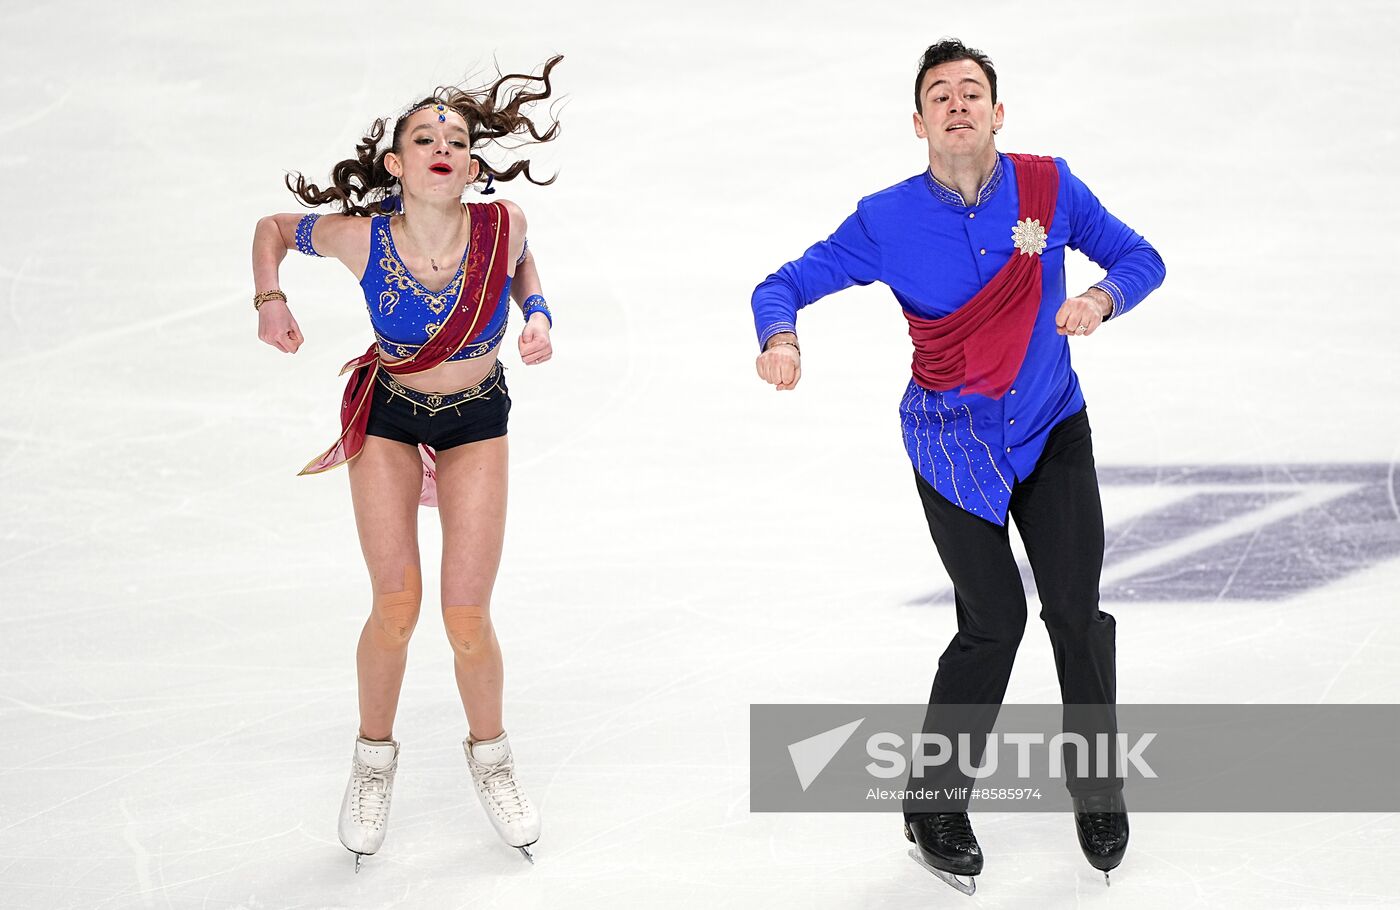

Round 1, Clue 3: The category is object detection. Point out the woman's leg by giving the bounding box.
[433,435,509,741]
[347,435,426,741]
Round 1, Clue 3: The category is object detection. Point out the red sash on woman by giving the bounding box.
[904,154,1059,399]
[299,201,511,506]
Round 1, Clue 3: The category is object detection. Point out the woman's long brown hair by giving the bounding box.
[285,55,563,216]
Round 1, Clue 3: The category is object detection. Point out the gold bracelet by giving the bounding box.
[253,289,287,310]
[767,339,801,355]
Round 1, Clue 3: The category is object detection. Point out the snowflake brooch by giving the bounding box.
[1011,218,1048,256]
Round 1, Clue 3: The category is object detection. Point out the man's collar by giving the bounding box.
[924,153,1004,208]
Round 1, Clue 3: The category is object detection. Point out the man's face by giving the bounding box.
[912,59,1004,159]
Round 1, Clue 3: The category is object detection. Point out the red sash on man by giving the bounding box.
[905,154,1059,400]
[299,201,511,505]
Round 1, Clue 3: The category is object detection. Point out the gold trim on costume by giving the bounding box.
[445,201,504,362]
[374,319,507,362]
[376,362,504,415]
[383,205,476,361]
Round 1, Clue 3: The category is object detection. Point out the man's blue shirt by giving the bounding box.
[751,153,1165,525]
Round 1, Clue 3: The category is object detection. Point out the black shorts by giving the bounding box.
[362,361,510,451]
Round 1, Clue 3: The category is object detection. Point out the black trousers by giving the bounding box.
[905,408,1120,816]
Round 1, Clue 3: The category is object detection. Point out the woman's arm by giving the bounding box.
[250,213,369,354]
[251,215,303,353]
[500,201,552,366]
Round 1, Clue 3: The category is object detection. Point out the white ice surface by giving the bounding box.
[3,0,1399,907]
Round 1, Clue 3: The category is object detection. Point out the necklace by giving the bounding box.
[401,205,469,272]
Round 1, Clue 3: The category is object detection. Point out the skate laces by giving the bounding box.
[473,755,529,821]
[1077,796,1125,847]
[934,813,979,851]
[351,758,393,827]
[1083,811,1120,844]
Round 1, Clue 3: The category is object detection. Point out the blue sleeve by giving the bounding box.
[295,213,324,258]
[750,205,883,350]
[1060,159,1165,320]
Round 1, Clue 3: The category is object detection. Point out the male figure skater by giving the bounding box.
[750,39,1165,893]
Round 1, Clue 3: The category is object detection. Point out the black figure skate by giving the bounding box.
[1073,792,1129,885]
[904,813,982,896]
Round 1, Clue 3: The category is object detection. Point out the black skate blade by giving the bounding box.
[908,849,976,896]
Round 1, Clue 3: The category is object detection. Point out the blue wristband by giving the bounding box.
[521,294,552,327]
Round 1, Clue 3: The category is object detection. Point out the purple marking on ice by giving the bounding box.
[911,464,1400,604]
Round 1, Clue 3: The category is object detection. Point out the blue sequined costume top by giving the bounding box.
[359,215,511,362]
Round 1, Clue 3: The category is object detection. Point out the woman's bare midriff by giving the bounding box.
[382,350,501,393]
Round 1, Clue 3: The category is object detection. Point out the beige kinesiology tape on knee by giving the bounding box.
[368,566,423,650]
[442,604,495,658]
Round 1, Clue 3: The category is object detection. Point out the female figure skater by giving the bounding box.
[248,56,561,870]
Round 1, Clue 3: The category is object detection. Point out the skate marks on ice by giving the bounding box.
[915,463,1400,604]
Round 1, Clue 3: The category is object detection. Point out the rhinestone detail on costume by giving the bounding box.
[376,227,466,317]
[360,214,511,364]
[1012,218,1048,256]
[295,214,323,257]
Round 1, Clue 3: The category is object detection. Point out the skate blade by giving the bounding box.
[517,845,535,865]
[908,849,976,896]
[353,853,363,874]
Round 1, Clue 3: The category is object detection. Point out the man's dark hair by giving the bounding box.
[914,39,997,112]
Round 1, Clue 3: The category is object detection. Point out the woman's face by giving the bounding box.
[389,107,480,199]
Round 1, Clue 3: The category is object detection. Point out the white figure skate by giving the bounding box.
[337,736,399,872]
[465,731,540,863]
